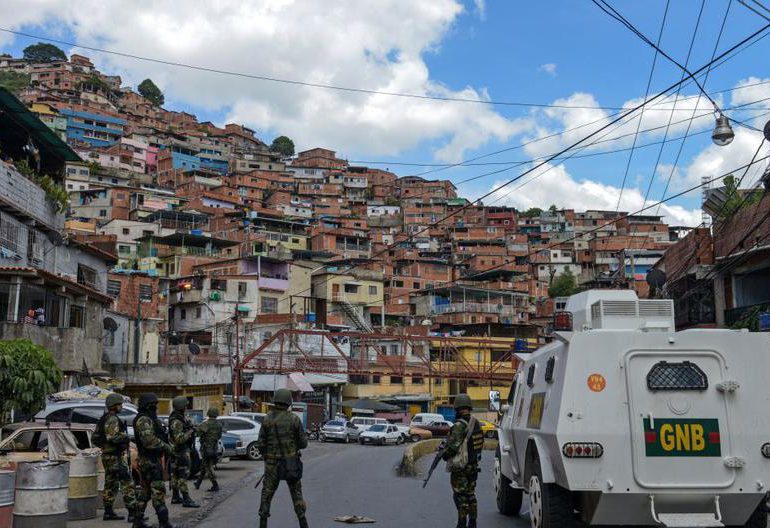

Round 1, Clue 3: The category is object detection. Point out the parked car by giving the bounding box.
[221,431,246,458]
[391,423,411,441]
[231,412,266,425]
[359,424,403,446]
[417,420,453,437]
[320,420,360,443]
[407,427,433,443]
[349,416,389,433]
[477,418,497,439]
[409,413,445,427]
[35,399,139,437]
[158,415,226,463]
[217,415,261,460]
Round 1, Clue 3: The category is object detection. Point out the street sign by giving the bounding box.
[489,390,501,412]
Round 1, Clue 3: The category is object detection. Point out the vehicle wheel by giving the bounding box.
[246,442,261,461]
[321,434,327,442]
[378,438,384,446]
[486,430,498,439]
[528,457,575,528]
[344,435,350,444]
[410,434,421,443]
[729,503,768,528]
[494,449,522,516]
[396,435,404,445]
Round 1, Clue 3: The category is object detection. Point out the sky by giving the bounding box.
[1,0,770,226]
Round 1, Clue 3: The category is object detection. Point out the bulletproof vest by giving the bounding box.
[460,417,485,463]
[133,411,167,456]
[96,412,127,451]
[168,410,190,450]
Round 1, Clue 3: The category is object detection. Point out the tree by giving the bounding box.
[548,268,579,298]
[718,174,761,221]
[520,207,543,218]
[138,78,164,106]
[23,42,67,63]
[548,204,558,213]
[0,339,62,425]
[270,135,295,157]
[0,71,30,95]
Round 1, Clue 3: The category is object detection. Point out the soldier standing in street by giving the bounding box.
[194,406,223,492]
[168,396,200,508]
[133,393,174,528]
[257,388,309,528]
[97,393,137,521]
[442,393,484,528]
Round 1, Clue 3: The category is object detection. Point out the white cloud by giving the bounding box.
[538,63,557,76]
[0,0,529,161]
[484,163,701,226]
[473,0,486,19]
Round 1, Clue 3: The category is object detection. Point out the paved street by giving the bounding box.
[197,441,530,528]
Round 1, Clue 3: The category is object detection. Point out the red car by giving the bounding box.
[417,420,453,437]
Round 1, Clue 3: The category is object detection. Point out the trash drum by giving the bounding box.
[0,470,15,528]
[67,453,99,520]
[12,460,69,528]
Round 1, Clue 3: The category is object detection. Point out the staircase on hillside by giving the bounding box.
[336,294,374,333]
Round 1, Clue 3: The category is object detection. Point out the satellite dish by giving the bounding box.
[103,317,118,332]
[646,269,666,289]
[188,342,201,355]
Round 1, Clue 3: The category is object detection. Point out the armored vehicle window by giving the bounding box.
[507,378,517,405]
[545,357,556,383]
[647,361,708,391]
[527,365,536,387]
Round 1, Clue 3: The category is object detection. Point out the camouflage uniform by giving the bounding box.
[101,412,136,512]
[257,408,308,522]
[196,417,222,487]
[168,411,195,496]
[442,412,484,527]
[133,408,173,524]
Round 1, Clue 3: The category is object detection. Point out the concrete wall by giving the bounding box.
[112,362,231,386]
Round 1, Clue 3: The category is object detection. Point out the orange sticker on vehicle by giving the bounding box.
[587,373,606,392]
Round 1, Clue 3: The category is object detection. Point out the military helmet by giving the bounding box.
[172,396,188,412]
[105,393,124,408]
[454,393,473,410]
[273,388,293,407]
[207,406,219,418]
[137,393,159,411]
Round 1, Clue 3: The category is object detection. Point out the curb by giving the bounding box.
[397,438,499,478]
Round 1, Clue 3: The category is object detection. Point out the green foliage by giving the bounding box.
[79,74,112,94]
[23,43,67,63]
[718,174,762,220]
[13,160,69,212]
[548,204,558,213]
[0,339,62,424]
[270,135,295,157]
[0,71,31,95]
[548,268,579,298]
[138,78,164,106]
[384,196,400,207]
[87,160,104,175]
[520,207,543,218]
[13,158,35,178]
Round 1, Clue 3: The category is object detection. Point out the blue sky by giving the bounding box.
[1,0,769,224]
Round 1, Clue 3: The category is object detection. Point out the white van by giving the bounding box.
[349,416,389,433]
[409,413,445,427]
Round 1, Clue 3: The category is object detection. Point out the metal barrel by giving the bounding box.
[0,470,16,528]
[12,460,69,528]
[67,453,99,520]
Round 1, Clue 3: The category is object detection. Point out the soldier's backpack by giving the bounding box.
[92,413,109,448]
[445,417,477,472]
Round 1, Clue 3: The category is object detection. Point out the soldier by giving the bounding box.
[442,393,484,528]
[168,396,200,508]
[257,389,308,528]
[133,393,174,528]
[194,406,223,492]
[97,393,137,521]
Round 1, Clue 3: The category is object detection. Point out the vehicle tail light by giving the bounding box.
[553,311,573,331]
[562,442,603,458]
[761,443,770,458]
[236,441,243,448]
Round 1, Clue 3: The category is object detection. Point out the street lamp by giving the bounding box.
[712,114,735,146]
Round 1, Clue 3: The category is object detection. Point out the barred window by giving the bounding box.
[647,361,708,391]
[107,279,121,297]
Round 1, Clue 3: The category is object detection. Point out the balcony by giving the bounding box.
[724,301,770,328]
[431,302,517,316]
[0,163,64,232]
[259,276,289,291]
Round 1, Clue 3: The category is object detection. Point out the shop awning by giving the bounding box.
[250,373,314,393]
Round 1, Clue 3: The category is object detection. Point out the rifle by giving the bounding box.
[254,472,265,489]
[422,441,446,488]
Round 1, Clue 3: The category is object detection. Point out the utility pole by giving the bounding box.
[232,307,241,412]
[133,300,142,365]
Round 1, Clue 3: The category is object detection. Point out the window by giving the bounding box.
[390,376,403,384]
[69,305,85,328]
[139,284,152,301]
[344,284,359,294]
[195,306,202,319]
[99,209,107,217]
[107,280,121,297]
[371,375,381,384]
[77,265,99,290]
[368,285,377,295]
[412,282,420,289]
[118,245,130,254]
[261,297,278,314]
[180,309,187,320]
[412,376,424,385]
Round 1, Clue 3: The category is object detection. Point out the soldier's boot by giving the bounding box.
[208,480,220,492]
[155,504,174,528]
[193,477,202,490]
[455,516,467,528]
[298,516,309,528]
[170,488,182,504]
[259,516,268,528]
[467,517,477,528]
[103,504,125,521]
[181,492,200,508]
[130,509,151,528]
[127,508,147,524]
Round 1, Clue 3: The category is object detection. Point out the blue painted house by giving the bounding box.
[60,108,126,147]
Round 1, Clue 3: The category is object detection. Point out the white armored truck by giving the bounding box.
[494,290,770,527]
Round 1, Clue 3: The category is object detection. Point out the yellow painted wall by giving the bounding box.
[314,274,383,306]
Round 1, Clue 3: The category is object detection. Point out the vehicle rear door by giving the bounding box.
[625,350,734,489]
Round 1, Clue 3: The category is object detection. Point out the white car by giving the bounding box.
[358,424,404,446]
[35,399,139,438]
[231,412,266,425]
[349,416,389,434]
[217,416,261,460]
[320,420,360,443]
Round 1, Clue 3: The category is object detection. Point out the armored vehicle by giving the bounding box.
[494,290,770,527]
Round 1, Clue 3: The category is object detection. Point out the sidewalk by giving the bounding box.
[69,458,261,528]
